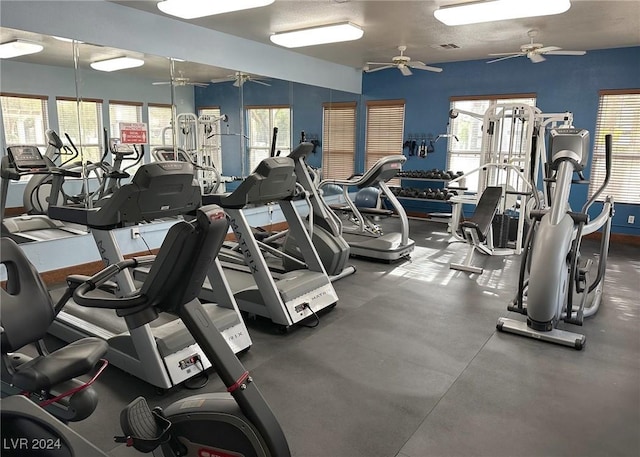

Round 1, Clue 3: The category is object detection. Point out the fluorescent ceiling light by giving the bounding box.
[434,0,571,26]
[157,0,274,19]
[90,57,145,72]
[0,40,44,59]
[270,22,364,48]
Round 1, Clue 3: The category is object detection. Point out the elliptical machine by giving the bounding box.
[497,128,614,349]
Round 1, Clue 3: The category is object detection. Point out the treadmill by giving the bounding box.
[202,156,339,331]
[46,161,252,390]
[1,144,88,243]
[320,155,415,261]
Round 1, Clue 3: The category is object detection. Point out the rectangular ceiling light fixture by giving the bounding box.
[157,0,274,19]
[0,40,44,59]
[90,57,145,72]
[434,0,571,26]
[270,22,364,48]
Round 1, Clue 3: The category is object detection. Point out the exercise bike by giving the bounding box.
[1,204,291,456]
[497,128,614,349]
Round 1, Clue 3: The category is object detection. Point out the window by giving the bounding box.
[589,89,640,204]
[109,101,143,173]
[1,93,49,149]
[57,97,103,163]
[148,104,173,154]
[447,94,536,192]
[247,106,290,174]
[109,101,142,140]
[365,100,405,171]
[322,102,356,180]
[198,106,223,171]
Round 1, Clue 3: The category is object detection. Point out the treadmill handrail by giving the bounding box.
[319,154,406,188]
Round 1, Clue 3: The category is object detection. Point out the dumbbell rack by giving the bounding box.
[390,172,467,221]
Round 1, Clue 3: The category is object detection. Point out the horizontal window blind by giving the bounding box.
[148,105,173,153]
[56,98,103,163]
[589,90,640,204]
[365,101,405,171]
[322,102,356,180]
[1,94,49,148]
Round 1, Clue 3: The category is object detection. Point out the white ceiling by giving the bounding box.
[112,0,640,67]
[2,1,639,84]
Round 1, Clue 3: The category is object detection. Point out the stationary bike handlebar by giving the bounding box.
[73,256,155,309]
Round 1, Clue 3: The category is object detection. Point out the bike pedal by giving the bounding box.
[116,396,172,453]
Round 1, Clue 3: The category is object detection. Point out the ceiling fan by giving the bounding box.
[152,71,209,87]
[210,72,271,87]
[488,29,586,64]
[364,46,443,76]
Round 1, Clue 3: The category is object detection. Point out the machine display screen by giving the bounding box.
[7,146,47,170]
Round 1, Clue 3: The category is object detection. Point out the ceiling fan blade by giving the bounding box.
[366,61,394,66]
[545,50,586,56]
[488,52,524,57]
[152,81,171,85]
[364,65,394,73]
[536,46,561,54]
[487,54,522,64]
[252,79,271,87]
[399,65,412,76]
[528,53,546,63]
[409,62,443,73]
[210,77,233,84]
[191,82,209,87]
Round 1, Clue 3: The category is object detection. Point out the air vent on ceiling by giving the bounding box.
[439,43,460,50]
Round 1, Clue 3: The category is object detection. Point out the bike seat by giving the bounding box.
[11,338,107,392]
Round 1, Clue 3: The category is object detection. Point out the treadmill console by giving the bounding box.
[6,146,47,171]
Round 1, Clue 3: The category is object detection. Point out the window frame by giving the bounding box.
[246,105,291,174]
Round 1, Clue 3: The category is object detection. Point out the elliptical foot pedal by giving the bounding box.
[116,396,172,453]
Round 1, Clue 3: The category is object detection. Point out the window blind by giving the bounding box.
[1,94,49,148]
[56,98,103,163]
[589,89,640,204]
[148,104,173,153]
[365,100,405,171]
[322,102,356,180]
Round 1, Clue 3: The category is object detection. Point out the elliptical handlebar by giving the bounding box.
[582,133,613,213]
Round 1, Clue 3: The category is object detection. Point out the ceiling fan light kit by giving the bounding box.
[90,57,145,72]
[0,39,44,59]
[157,0,275,20]
[434,0,571,26]
[270,22,364,48]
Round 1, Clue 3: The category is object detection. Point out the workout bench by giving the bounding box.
[450,186,503,274]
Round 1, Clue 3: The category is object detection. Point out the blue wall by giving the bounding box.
[197,46,639,235]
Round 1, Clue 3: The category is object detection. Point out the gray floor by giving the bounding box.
[51,219,639,456]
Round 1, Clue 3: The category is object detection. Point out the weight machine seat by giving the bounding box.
[459,187,503,243]
[1,237,108,392]
[48,161,201,229]
[203,157,297,209]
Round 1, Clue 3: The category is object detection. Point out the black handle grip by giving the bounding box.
[604,134,612,182]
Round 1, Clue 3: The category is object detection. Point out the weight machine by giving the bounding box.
[447,103,573,273]
[162,112,230,194]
